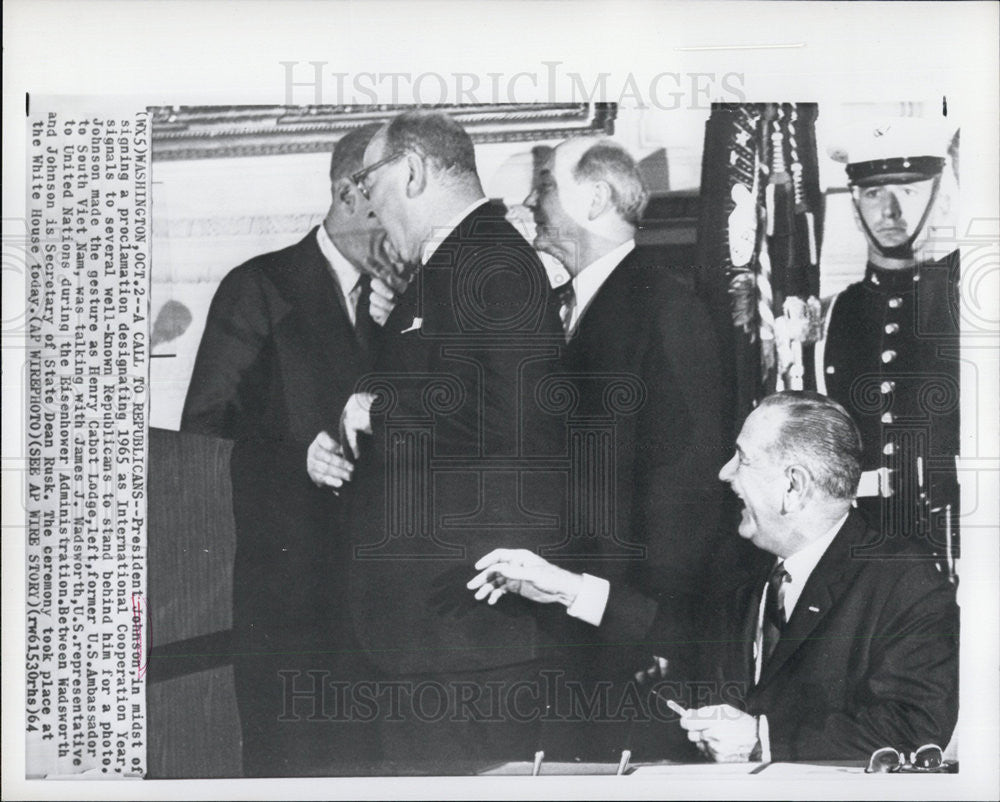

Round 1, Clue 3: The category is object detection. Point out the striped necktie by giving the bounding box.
[554,281,576,341]
[761,561,791,664]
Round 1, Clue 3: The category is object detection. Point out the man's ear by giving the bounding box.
[336,177,357,212]
[783,464,812,512]
[588,180,613,221]
[404,152,428,199]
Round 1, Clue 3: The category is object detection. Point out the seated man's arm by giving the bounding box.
[467,549,696,650]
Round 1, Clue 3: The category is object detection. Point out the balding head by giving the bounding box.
[755,392,863,501]
[719,391,861,558]
[358,111,485,266]
[382,110,479,184]
[524,137,647,273]
[564,138,648,226]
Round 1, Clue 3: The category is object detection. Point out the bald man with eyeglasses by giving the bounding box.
[328,110,566,764]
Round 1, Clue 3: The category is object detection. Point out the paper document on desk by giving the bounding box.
[757,762,867,776]
[630,762,762,776]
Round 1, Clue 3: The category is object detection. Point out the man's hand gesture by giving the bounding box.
[339,391,377,459]
[467,548,583,608]
[306,431,354,490]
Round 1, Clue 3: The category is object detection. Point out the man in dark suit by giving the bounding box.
[475,392,959,763]
[469,136,729,758]
[678,391,958,762]
[331,110,565,764]
[180,123,391,776]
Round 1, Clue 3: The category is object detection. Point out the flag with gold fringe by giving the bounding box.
[696,102,825,429]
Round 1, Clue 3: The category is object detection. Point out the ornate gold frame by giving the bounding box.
[149,103,617,161]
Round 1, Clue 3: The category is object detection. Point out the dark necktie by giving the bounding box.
[762,561,791,665]
[554,281,576,341]
[352,274,376,362]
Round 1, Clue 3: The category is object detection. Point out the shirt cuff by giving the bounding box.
[758,713,772,763]
[566,573,610,627]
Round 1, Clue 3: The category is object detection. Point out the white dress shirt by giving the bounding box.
[753,513,848,684]
[565,573,612,626]
[316,225,363,325]
[777,512,849,619]
[562,239,635,337]
[753,511,848,760]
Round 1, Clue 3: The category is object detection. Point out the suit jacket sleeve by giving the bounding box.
[181,264,270,440]
[181,263,321,489]
[600,286,728,647]
[765,562,960,761]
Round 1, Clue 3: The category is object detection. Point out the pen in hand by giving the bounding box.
[648,685,690,718]
[665,699,689,718]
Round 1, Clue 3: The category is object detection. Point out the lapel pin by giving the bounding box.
[401,317,423,333]
[808,605,820,613]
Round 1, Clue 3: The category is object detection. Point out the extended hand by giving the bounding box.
[677,704,760,763]
[306,431,354,490]
[368,277,400,327]
[365,232,413,326]
[339,392,376,459]
[467,548,583,607]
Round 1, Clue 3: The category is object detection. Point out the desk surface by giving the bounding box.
[479,760,868,776]
[235,758,952,777]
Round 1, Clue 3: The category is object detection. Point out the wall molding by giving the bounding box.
[153,213,325,239]
[150,103,617,161]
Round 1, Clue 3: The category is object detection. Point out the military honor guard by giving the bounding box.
[818,118,960,562]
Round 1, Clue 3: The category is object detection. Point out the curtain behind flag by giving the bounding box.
[696,103,824,433]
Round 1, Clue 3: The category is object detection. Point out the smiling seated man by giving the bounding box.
[470,391,959,763]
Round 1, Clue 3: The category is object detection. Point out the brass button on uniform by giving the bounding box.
[883,441,895,456]
[881,412,894,424]
[884,322,900,335]
[880,381,895,394]
[881,350,897,364]
[888,296,903,309]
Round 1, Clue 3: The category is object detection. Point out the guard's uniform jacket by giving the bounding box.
[818,250,960,555]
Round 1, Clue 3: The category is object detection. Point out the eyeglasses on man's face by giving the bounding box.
[351,150,409,200]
